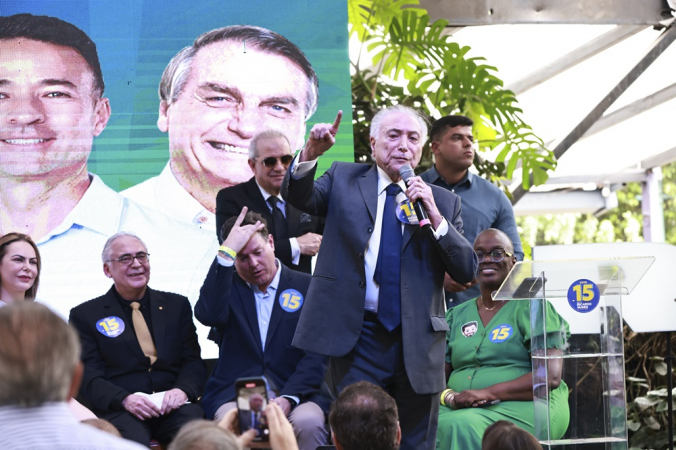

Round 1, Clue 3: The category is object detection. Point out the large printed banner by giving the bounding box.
[0,0,352,357]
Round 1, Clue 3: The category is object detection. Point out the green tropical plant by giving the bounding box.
[348,0,556,190]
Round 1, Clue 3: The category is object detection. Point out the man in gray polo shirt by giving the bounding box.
[421,115,523,307]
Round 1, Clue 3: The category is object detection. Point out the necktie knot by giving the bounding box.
[130,302,140,311]
[267,196,279,207]
[386,184,401,197]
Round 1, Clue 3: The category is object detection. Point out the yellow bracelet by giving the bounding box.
[441,389,458,408]
[440,389,452,406]
[219,246,237,259]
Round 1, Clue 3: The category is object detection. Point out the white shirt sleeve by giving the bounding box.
[290,153,317,179]
[433,217,449,239]
[216,254,235,267]
[289,237,301,265]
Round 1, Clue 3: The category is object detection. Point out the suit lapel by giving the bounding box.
[235,274,264,354]
[264,266,287,351]
[246,178,274,225]
[149,289,165,359]
[357,165,378,223]
[402,223,418,250]
[101,287,146,360]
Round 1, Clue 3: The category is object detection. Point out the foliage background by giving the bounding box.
[348,0,555,190]
[347,1,675,448]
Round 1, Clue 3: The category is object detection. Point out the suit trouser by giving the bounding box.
[328,315,439,450]
[103,403,204,446]
[214,400,328,450]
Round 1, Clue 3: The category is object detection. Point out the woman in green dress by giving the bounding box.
[436,229,570,449]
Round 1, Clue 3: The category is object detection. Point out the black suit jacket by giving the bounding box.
[282,162,478,394]
[215,177,324,273]
[69,287,207,414]
[195,260,326,419]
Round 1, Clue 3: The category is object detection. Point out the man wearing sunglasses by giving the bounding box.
[214,130,323,273]
[69,232,206,447]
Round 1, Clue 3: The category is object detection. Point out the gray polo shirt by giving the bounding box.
[420,166,524,306]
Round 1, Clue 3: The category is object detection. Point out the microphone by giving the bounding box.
[399,164,431,230]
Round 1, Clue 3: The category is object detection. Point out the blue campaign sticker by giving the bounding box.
[396,198,419,225]
[488,324,513,343]
[567,279,600,313]
[96,316,125,338]
[279,289,304,312]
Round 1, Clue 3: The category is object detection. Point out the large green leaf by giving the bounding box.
[348,0,426,42]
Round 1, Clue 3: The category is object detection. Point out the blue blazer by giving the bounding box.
[195,260,326,419]
[69,287,206,414]
[282,162,478,394]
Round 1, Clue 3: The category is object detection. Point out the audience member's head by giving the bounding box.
[81,418,122,437]
[0,302,82,407]
[329,381,401,450]
[167,420,240,450]
[481,420,542,450]
[0,232,41,301]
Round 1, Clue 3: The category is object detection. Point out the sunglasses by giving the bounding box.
[257,154,293,168]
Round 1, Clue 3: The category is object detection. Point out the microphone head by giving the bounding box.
[399,164,415,182]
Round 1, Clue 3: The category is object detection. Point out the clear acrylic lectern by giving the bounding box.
[493,257,654,449]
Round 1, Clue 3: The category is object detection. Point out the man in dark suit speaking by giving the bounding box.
[282,106,478,449]
[195,208,328,450]
[215,130,323,273]
[69,232,206,447]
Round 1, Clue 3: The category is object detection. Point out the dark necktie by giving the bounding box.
[267,196,288,240]
[374,184,402,332]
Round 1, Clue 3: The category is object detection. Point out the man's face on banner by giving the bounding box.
[158,40,309,188]
[0,39,110,178]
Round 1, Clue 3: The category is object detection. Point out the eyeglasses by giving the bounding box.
[107,252,150,266]
[257,154,293,168]
[475,248,513,263]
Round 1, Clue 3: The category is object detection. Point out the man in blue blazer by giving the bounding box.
[195,208,328,450]
[69,232,206,447]
[282,106,478,449]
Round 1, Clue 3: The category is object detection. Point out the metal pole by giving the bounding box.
[512,23,676,204]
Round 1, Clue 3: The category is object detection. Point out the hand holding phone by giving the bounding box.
[236,377,270,442]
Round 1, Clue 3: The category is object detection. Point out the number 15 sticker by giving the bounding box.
[567,279,600,313]
[279,289,304,312]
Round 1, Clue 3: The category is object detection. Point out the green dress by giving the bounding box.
[436,299,570,449]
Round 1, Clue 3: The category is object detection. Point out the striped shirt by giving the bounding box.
[0,403,146,450]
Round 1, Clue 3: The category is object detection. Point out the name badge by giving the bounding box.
[96,316,125,338]
[488,324,513,343]
[396,197,418,225]
[279,289,304,312]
